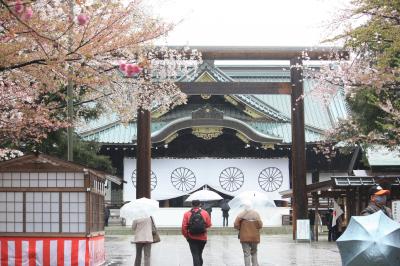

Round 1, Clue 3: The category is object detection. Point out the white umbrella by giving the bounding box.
[185,188,223,202]
[337,211,400,266]
[120,197,159,221]
[228,190,276,210]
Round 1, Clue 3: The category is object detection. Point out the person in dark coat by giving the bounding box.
[308,209,315,240]
[220,199,230,227]
[104,205,110,227]
[326,209,336,241]
[222,208,230,227]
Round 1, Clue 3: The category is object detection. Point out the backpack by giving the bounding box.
[188,209,206,234]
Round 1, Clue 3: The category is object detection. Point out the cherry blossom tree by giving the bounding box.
[0,0,176,156]
[309,0,400,149]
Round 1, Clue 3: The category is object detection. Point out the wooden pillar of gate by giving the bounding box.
[136,109,151,199]
[290,57,308,239]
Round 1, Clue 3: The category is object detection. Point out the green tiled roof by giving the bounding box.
[79,63,348,145]
[366,146,400,166]
[81,120,325,144]
[224,69,347,130]
[248,122,323,143]
[82,122,169,144]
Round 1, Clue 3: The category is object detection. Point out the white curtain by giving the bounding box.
[123,157,289,201]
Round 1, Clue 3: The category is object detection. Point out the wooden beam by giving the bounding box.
[169,46,349,60]
[281,190,346,199]
[319,191,346,198]
[290,57,308,240]
[176,82,292,95]
[136,109,151,199]
[0,187,87,192]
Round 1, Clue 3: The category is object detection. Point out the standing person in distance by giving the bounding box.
[234,201,263,266]
[308,209,315,241]
[222,206,230,227]
[326,209,336,242]
[181,200,212,266]
[132,216,158,266]
[104,204,110,227]
[220,199,230,227]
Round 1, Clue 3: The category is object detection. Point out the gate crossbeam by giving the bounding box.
[176,82,291,95]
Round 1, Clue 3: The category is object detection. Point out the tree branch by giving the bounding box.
[361,10,400,24]
[0,59,46,72]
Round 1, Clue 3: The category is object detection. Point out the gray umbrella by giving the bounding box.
[337,210,400,266]
[220,199,231,211]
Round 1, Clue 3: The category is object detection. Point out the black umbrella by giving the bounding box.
[220,199,231,211]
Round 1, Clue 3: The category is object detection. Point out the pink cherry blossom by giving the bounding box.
[22,7,33,20]
[126,64,141,73]
[14,1,24,14]
[77,13,89,26]
[119,63,127,72]
[125,64,141,76]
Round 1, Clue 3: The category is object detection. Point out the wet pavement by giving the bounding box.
[105,234,341,266]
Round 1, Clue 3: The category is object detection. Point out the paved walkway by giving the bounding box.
[105,234,341,266]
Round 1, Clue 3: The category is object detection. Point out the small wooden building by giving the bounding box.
[0,153,119,265]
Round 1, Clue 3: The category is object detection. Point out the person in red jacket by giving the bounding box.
[181,200,212,266]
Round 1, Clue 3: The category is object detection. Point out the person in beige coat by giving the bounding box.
[132,217,155,266]
[234,202,263,266]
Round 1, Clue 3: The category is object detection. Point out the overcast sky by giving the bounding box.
[149,0,351,47]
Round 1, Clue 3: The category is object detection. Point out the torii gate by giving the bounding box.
[135,46,348,238]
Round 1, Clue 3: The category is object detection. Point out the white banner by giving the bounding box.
[123,157,289,201]
[296,219,311,241]
[392,200,400,223]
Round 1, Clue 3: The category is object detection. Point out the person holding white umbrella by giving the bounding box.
[234,201,263,266]
[120,198,160,266]
[132,216,154,266]
[229,190,276,210]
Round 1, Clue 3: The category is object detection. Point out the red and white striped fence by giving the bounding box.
[0,236,104,266]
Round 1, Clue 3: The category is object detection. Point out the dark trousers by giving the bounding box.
[328,226,337,241]
[223,216,228,227]
[135,243,151,266]
[187,239,207,266]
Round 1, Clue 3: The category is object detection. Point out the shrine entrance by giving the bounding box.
[134,46,348,238]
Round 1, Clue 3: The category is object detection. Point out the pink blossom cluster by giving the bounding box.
[119,63,142,77]
[0,79,68,143]
[13,0,33,20]
[77,13,89,26]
